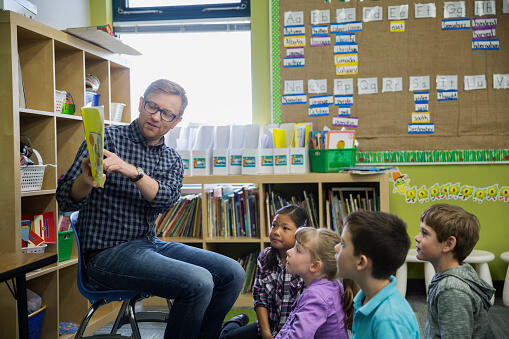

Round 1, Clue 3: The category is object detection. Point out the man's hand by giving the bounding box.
[103,149,138,180]
[80,157,105,188]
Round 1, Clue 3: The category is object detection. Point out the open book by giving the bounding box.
[81,106,104,188]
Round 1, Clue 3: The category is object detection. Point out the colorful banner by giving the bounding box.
[357,149,509,164]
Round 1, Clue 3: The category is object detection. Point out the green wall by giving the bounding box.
[390,165,509,280]
[89,0,113,27]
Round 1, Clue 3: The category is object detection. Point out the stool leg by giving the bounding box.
[503,266,509,307]
[475,263,495,305]
[424,262,435,295]
[396,263,408,297]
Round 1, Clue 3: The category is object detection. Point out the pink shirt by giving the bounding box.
[275,278,349,339]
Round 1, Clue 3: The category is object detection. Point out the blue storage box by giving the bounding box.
[85,91,100,106]
[29,304,46,339]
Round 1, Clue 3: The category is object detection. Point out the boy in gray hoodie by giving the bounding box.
[414,203,495,339]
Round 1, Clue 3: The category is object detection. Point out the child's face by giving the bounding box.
[335,226,357,279]
[286,241,315,278]
[414,222,444,262]
[269,214,298,251]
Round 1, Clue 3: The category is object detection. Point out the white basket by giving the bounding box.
[22,243,47,253]
[55,90,67,113]
[20,149,46,192]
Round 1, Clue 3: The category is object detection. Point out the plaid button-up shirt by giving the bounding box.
[56,119,183,253]
[252,247,304,336]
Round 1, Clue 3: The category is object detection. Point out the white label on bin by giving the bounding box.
[230,155,242,166]
[193,158,206,169]
[243,156,256,168]
[291,154,304,165]
[261,155,274,166]
[275,155,288,166]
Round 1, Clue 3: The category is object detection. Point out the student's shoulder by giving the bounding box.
[374,290,416,323]
[435,275,472,295]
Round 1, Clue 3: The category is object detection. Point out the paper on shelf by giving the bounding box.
[81,106,104,188]
[229,125,246,149]
[214,125,230,149]
[65,27,142,55]
[193,125,214,150]
[165,126,180,149]
[243,124,260,149]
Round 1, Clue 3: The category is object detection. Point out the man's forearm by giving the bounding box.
[70,174,93,201]
[135,175,159,202]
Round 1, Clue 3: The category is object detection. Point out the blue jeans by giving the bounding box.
[85,236,245,339]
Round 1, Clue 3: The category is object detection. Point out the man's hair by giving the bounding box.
[143,79,188,116]
[421,204,480,262]
[344,211,410,279]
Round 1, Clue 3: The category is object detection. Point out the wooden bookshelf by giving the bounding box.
[181,172,390,306]
[0,10,131,338]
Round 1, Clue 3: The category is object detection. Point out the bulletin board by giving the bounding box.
[271,0,509,152]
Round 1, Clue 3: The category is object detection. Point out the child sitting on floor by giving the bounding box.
[275,227,356,339]
[415,203,495,338]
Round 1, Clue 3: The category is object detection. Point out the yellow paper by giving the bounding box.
[273,128,286,148]
[81,106,104,188]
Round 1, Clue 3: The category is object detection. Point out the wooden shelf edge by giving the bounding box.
[21,189,56,197]
[206,237,261,243]
[19,108,54,117]
[55,113,82,121]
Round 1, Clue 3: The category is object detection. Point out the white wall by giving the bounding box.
[30,0,90,30]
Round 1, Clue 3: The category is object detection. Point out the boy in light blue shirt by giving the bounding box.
[335,211,419,339]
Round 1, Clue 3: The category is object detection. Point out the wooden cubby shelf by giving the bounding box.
[1,10,132,338]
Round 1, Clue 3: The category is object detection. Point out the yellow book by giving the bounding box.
[81,106,104,188]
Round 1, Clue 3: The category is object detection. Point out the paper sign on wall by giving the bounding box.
[284,36,306,47]
[312,25,328,35]
[382,77,403,92]
[336,64,358,75]
[436,75,458,90]
[336,8,356,23]
[443,1,466,18]
[310,35,331,46]
[437,90,458,101]
[415,103,429,111]
[287,47,304,57]
[334,79,354,95]
[493,74,509,89]
[474,1,496,16]
[284,80,304,95]
[334,95,354,106]
[282,94,307,105]
[409,76,430,91]
[333,115,359,127]
[330,21,362,33]
[388,5,409,20]
[358,78,378,95]
[338,106,351,115]
[363,6,383,22]
[414,91,430,103]
[472,39,499,50]
[284,56,305,67]
[412,112,430,123]
[309,106,330,117]
[334,53,358,64]
[464,75,487,91]
[336,34,356,43]
[284,11,304,26]
[390,21,405,32]
[334,43,358,53]
[415,3,436,18]
[408,123,435,133]
[311,9,330,25]
[309,95,333,106]
[284,25,305,35]
[308,79,327,94]
[442,18,470,30]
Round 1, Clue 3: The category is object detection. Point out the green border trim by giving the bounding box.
[271,0,282,124]
[357,149,509,164]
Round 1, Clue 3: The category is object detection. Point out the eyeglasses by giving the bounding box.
[143,100,180,123]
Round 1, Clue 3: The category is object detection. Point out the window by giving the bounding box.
[113,0,250,22]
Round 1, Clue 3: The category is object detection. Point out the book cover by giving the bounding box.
[42,212,56,243]
[81,106,105,188]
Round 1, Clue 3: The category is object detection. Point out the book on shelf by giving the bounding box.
[156,194,202,238]
[264,188,318,228]
[326,187,379,232]
[207,185,259,238]
[237,251,259,293]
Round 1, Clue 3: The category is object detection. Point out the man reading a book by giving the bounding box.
[57,79,245,339]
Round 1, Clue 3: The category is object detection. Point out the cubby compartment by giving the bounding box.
[110,61,131,123]
[59,265,88,324]
[22,194,58,254]
[264,182,319,229]
[85,53,110,119]
[20,113,57,190]
[27,272,58,339]
[55,41,85,113]
[17,27,54,112]
[56,118,85,178]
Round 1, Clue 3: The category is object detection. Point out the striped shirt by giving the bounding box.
[56,119,183,253]
[252,247,304,336]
